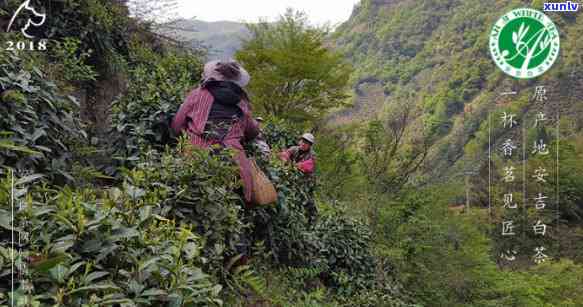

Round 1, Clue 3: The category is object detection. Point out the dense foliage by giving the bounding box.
[0,51,86,181]
[1,128,407,306]
[0,168,223,306]
[110,41,203,168]
[364,188,583,307]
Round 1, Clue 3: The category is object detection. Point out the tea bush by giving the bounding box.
[119,140,247,278]
[0,51,86,181]
[0,172,223,306]
[242,123,390,298]
[1,128,390,305]
[109,43,203,169]
[0,35,401,304]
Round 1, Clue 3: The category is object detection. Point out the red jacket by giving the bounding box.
[281,146,315,174]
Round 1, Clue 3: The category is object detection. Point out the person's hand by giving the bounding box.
[278,151,290,161]
[295,159,314,174]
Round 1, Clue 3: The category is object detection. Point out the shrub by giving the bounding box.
[121,140,246,277]
[0,171,222,306]
[0,51,86,180]
[245,123,386,298]
[109,44,203,170]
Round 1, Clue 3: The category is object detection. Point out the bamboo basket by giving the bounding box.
[250,159,278,206]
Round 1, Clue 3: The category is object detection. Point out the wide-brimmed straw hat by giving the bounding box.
[202,60,250,88]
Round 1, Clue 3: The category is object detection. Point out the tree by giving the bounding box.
[236,9,352,125]
[360,98,429,195]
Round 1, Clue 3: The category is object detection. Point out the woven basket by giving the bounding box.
[250,159,278,206]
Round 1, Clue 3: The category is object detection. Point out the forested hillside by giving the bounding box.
[315,0,583,305]
[330,0,583,182]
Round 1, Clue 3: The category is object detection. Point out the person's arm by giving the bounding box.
[296,157,315,174]
[171,89,197,134]
[236,99,260,142]
[278,147,296,162]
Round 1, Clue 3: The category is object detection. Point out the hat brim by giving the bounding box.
[301,137,314,145]
[236,67,250,88]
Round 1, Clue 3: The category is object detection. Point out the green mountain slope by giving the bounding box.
[331,0,583,184]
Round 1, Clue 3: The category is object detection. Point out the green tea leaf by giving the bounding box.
[69,283,121,294]
[30,255,67,273]
[84,271,109,284]
[15,174,44,186]
[49,264,67,283]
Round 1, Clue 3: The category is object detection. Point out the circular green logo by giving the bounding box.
[489,8,560,79]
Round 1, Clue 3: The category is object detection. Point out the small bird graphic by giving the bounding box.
[7,0,46,39]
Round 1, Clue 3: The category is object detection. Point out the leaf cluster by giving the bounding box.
[0,51,86,180]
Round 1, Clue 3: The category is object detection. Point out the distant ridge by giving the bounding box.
[159,18,250,60]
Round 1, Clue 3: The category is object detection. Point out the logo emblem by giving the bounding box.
[7,0,46,39]
[489,8,560,79]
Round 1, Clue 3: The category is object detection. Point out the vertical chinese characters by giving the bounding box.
[495,97,523,263]
[527,85,557,264]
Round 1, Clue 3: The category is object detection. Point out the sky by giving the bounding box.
[174,0,361,26]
